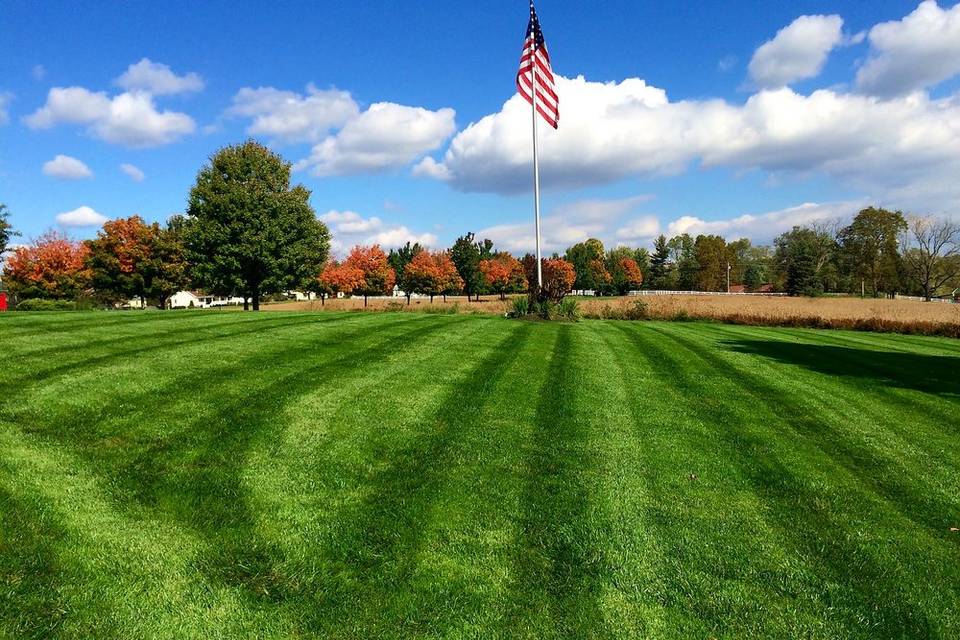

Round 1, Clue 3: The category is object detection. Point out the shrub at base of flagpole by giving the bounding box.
[507,293,580,322]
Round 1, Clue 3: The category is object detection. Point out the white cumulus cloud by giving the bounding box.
[748,15,845,89]
[42,154,93,180]
[25,86,195,147]
[477,195,653,254]
[420,74,960,211]
[664,201,865,242]
[120,163,145,182]
[616,216,661,241]
[56,205,107,227]
[115,58,204,95]
[319,210,438,256]
[476,199,866,255]
[228,84,359,143]
[856,0,960,97]
[295,103,456,176]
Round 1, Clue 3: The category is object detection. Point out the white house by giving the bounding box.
[119,297,147,309]
[168,290,245,309]
[285,290,316,301]
[391,285,426,299]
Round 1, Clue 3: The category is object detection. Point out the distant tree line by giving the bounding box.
[575,207,959,300]
[2,143,958,308]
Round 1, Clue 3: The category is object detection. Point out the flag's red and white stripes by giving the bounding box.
[516,2,558,129]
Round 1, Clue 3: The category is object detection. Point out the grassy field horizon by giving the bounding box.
[2,311,959,638]
[264,293,960,332]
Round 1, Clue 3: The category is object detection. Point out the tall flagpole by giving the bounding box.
[531,49,543,289]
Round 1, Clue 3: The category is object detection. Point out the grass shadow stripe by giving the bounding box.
[666,324,960,538]
[0,486,76,640]
[500,323,613,638]
[635,323,947,636]
[140,316,474,599]
[272,321,537,636]
[0,313,357,398]
[3,311,330,362]
[0,314,459,637]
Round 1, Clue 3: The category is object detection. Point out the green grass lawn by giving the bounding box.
[1,311,959,639]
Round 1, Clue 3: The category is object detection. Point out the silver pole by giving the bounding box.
[531,51,543,290]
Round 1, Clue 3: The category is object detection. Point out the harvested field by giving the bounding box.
[264,294,960,336]
[581,294,960,324]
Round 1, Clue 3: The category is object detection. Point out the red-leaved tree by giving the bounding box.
[344,245,396,306]
[542,258,576,302]
[3,231,92,300]
[85,215,188,309]
[521,255,575,301]
[611,257,643,294]
[404,250,464,303]
[479,252,527,300]
[437,251,463,301]
[317,259,365,304]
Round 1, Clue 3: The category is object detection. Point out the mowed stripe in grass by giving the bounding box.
[1,312,959,639]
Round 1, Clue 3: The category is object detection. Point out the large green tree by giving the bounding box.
[450,233,493,300]
[648,235,671,290]
[146,220,190,309]
[185,141,330,310]
[838,207,906,297]
[693,234,728,291]
[565,238,606,292]
[774,227,832,296]
[633,247,651,281]
[389,241,424,301]
[669,234,698,290]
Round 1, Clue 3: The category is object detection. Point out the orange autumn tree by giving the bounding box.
[344,245,396,306]
[541,258,576,302]
[3,231,91,300]
[437,251,464,301]
[479,252,527,300]
[404,250,464,303]
[521,255,575,302]
[317,259,365,305]
[589,258,612,294]
[85,215,154,305]
[611,257,643,295]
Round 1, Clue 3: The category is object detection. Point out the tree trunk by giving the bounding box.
[243,297,249,311]
[321,293,326,306]
[252,284,260,311]
[500,292,505,300]
[406,293,411,305]
[443,294,446,302]
[430,294,434,303]
[140,294,146,308]
[364,294,368,307]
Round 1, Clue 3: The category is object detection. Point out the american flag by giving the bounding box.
[516,0,559,129]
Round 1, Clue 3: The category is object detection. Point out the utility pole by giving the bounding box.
[726,262,731,293]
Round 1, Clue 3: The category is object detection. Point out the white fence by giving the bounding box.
[627,290,788,297]
[893,294,956,304]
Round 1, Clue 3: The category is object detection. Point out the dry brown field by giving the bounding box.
[580,294,960,323]
[264,293,960,334]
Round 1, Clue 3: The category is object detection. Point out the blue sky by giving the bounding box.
[2,0,959,255]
